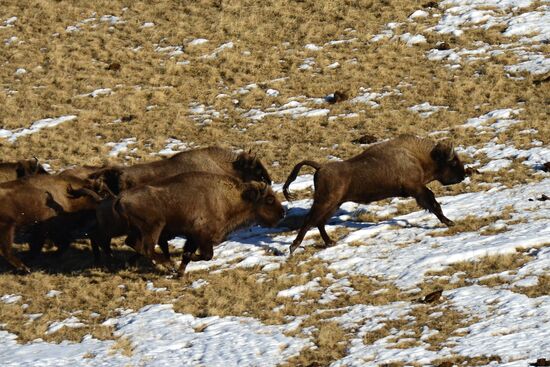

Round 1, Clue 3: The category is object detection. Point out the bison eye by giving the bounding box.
[266,196,275,205]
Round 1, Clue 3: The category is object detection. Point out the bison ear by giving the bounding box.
[431,142,455,163]
[31,156,40,173]
[89,168,123,196]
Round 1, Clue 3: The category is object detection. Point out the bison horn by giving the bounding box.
[447,142,455,161]
[260,182,268,195]
[32,156,40,173]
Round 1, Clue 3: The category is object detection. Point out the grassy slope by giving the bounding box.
[0,0,549,365]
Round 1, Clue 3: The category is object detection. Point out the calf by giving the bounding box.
[96,172,284,275]
[0,175,110,272]
[282,134,466,254]
[0,158,48,183]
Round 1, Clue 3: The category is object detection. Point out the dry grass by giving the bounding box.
[109,337,134,357]
[429,206,515,237]
[0,0,547,186]
[512,275,550,298]
[0,0,549,364]
[282,321,350,367]
[432,355,503,367]
[424,252,534,290]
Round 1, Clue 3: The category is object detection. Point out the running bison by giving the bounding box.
[27,147,274,265]
[282,134,466,254]
[107,146,272,192]
[96,172,284,275]
[0,174,111,272]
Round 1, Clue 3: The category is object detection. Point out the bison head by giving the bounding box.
[88,167,132,195]
[243,181,285,226]
[234,151,273,185]
[431,142,466,185]
[15,157,48,178]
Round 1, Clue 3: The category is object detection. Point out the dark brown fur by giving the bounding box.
[28,148,272,265]
[96,172,284,275]
[0,158,48,183]
[282,135,466,254]
[114,146,272,191]
[0,175,111,272]
[21,165,122,262]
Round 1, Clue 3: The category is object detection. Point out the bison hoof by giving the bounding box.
[15,266,31,275]
[324,240,335,248]
[444,220,455,227]
[289,243,300,256]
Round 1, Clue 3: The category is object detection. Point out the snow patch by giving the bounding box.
[0,115,77,142]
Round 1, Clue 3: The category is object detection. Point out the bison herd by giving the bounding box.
[0,135,467,276]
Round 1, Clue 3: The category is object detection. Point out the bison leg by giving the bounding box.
[318,225,335,247]
[27,227,47,259]
[52,237,71,257]
[290,200,339,255]
[139,225,176,272]
[158,233,171,261]
[91,229,115,268]
[178,237,214,276]
[0,223,30,273]
[90,228,114,268]
[178,238,199,276]
[412,186,454,226]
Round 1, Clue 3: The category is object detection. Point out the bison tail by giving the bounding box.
[113,198,130,231]
[282,160,321,201]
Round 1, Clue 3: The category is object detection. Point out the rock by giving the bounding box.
[352,134,377,145]
[419,289,443,304]
[325,91,348,104]
[121,115,136,122]
[423,1,438,8]
[107,62,121,71]
[530,358,550,366]
[436,42,451,51]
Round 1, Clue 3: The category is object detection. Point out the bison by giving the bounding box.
[110,146,272,191]
[21,166,123,260]
[25,147,274,266]
[0,174,111,273]
[282,134,466,254]
[0,158,48,183]
[96,172,284,275]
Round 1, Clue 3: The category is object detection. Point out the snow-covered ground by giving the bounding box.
[2,172,549,365]
[0,304,309,367]
[1,0,549,366]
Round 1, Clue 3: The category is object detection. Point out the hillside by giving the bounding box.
[1,1,549,366]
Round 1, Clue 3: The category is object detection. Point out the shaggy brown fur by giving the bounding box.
[0,175,111,272]
[282,135,466,254]
[0,158,48,183]
[96,172,284,275]
[114,146,272,191]
[21,166,122,261]
[27,148,272,265]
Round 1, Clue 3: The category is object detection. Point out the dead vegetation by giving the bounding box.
[424,251,537,290]
[429,206,515,237]
[0,0,549,365]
